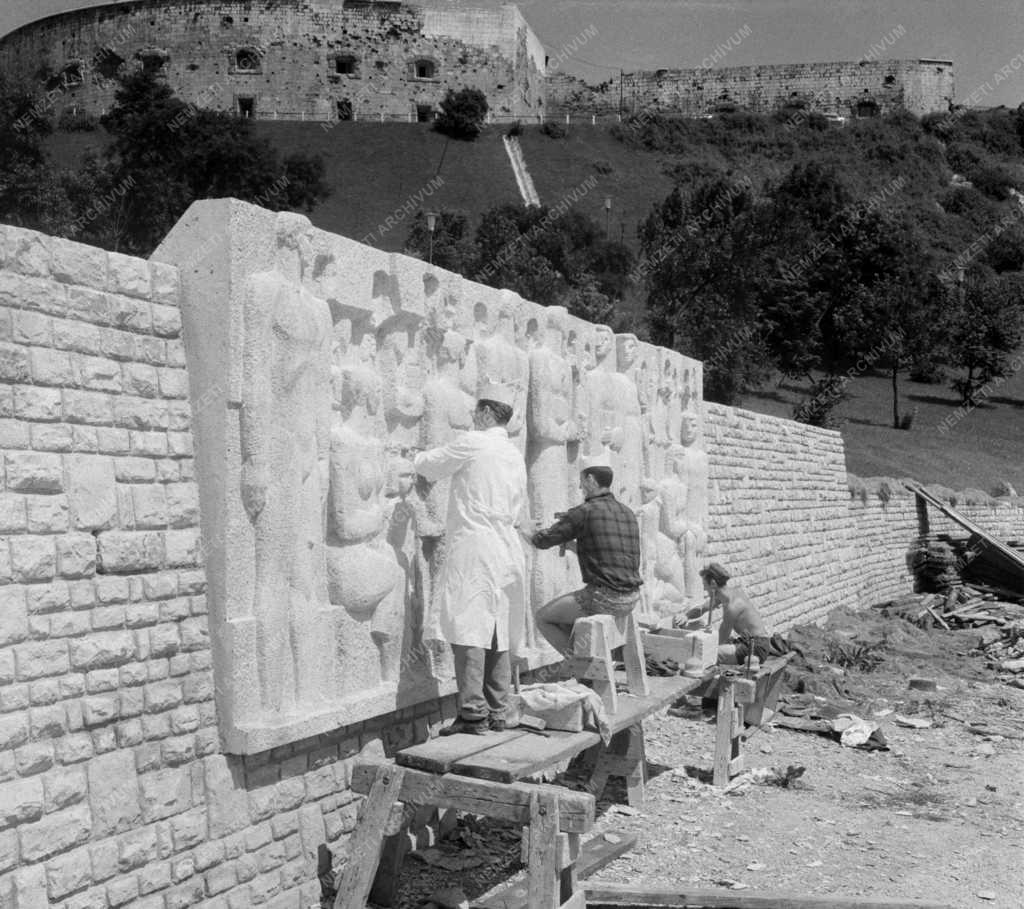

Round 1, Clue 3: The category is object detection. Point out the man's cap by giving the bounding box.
[700,562,730,585]
[580,449,613,472]
[477,381,516,408]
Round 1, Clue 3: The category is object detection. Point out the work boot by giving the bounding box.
[489,715,518,732]
[439,716,488,736]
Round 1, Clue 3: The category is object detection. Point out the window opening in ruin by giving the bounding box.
[337,99,353,121]
[221,15,234,27]
[416,104,434,122]
[376,60,387,71]
[238,97,255,118]
[412,58,437,79]
[236,49,262,72]
[856,99,879,118]
[96,50,124,80]
[336,55,358,76]
[138,52,166,75]
[884,75,896,85]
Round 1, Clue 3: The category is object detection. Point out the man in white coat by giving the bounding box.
[414,382,528,735]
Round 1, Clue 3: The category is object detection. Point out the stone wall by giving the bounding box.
[703,403,1024,630]
[547,59,955,119]
[0,1,546,123]
[0,222,448,908]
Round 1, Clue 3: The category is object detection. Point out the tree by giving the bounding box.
[97,71,329,254]
[639,179,770,403]
[947,268,1024,405]
[435,87,488,140]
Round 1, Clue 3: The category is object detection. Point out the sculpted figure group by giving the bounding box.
[232,216,706,723]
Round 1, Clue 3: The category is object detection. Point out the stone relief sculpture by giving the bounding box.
[325,363,407,689]
[525,306,576,657]
[159,199,709,753]
[679,410,709,602]
[238,217,333,716]
[612,333,645,509]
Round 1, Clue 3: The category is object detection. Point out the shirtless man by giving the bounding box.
[685,562,770,664]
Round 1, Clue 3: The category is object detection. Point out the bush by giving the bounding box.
[435,87,488,139]
[505,120,522,137]
[967,162,1020,200]
[540,120,567,139]
[592,158,614,175]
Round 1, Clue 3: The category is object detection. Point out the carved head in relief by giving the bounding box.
[680,411,699,446]
[594,325,614,364]
[616,333,639,370]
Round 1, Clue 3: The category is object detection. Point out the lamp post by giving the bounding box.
[604,197,612,240]
[425,211,438,266]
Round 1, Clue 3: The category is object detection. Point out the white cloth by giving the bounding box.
[414,427,528,652]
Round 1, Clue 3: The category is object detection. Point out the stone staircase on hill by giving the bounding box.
[503,134,541,207]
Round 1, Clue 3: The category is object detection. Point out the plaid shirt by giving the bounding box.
[532,491,642,593]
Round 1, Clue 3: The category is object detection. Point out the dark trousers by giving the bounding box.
[451,629,510,721]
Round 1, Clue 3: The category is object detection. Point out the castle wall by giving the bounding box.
[0,1,546,123]
[547,59,955,119]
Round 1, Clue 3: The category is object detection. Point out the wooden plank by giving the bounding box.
[396,729,527,774]
[560,832,581,903]
[528,791,561,909]
[453,727,600,783]
[585,882,956,908]
[559,892,586,909]
[478,831,639,909]
[622,613,650,697]
[713,681,735,787]
[369,804,409,907]
[351,763,595,834]
[334,765,405,909]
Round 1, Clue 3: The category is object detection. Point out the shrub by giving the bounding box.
[435,87,488,139]
[540,120,567,139]
[505,120,522,137]
[967,162,1020,200]
[592,158,614,175]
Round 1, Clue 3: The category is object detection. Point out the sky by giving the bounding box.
[2,0,1023,108]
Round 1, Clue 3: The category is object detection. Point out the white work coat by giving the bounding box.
[414,427,528,652]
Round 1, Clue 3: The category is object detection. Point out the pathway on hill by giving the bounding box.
[503,135,541,207]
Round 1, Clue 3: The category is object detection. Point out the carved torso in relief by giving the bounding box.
[475,311,529,453]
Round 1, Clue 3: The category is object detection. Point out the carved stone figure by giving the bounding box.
[583,326,627,489]
[679,411,709,602]
[526,307,576,655]
[474,304,529,454]
[325,365,406,686]
[378,323,425,449]
[612,333,644,508]
[239,220,333,715]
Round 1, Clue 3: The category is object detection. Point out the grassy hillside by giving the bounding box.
[41,112,1024,494]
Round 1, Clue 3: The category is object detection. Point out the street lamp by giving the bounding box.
[425,211,438,266]
[604,197,612,240]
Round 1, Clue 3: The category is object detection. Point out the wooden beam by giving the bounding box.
[528,791,561,909]
[351,762,595,833]
[585,882,956,908]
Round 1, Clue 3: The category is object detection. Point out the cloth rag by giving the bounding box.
[518,680,612,744]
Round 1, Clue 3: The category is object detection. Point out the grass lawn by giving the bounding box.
[741,366,1024,493]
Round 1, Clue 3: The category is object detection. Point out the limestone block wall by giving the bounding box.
[702,403,860,629]
[703,402,1024,629]
[0,1,546,123]
[547,59,955,118]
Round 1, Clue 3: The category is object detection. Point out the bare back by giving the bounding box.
[716,584,768,643]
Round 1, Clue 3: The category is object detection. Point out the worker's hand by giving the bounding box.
[685,605,703,620]
[518,525,536,547]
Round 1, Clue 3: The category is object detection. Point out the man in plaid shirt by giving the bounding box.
[523,459,642,655]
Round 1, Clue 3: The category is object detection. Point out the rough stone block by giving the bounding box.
[150,302,182,338]
[12,864,48,909]
[118,826,158,871]
[69,631,136,671]
[12,310,51,346]
[0,493,27,532]
[30,347,77,386]
[0,416,30,449]
[18,803,91,862]
[45,851,93,900]
[29,423,74,452]
[107,252,151,300]
[56,533,98,579]
[105,875,139,907]
[77,354,123,392]
[25,495,69,533]
[43,766,88,812]
[66,392,118,434]
[0,829,17,874]
[0,777,44,829]
[0,585,28,646]
[158,367,189,399]
[52,318,103,355]
[131,484,168,528]
[165,483,200,528]
[139,766,192,821]
[50,236,108,290]
[97,531,164,573]
[10,229,51,278]
[10,536,55,582]
[82,696,119,727]
[14,640,68,681]
[129,430,168,457]
[164,529,200,568]
[0,342,30,383]
[5,451,63,493]
[14,386,62,422]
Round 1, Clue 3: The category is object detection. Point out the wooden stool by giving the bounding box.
[569,613,650,714]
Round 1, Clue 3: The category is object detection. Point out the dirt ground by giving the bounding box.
[374,606,1024,909]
